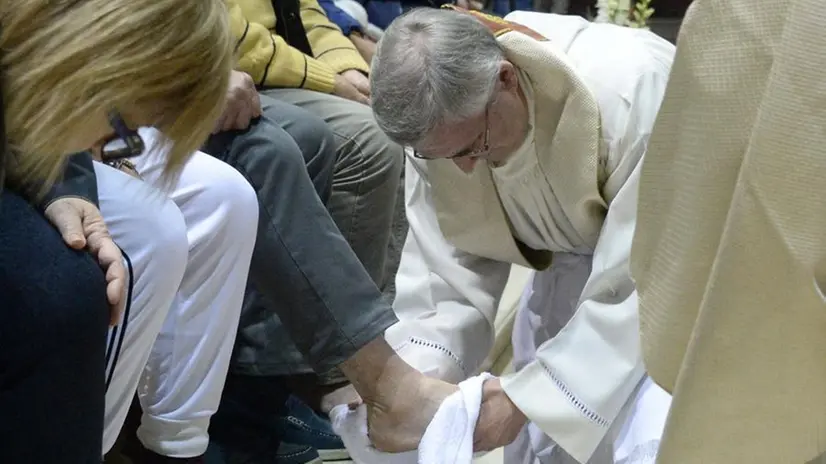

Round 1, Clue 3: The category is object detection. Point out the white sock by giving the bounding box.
[330,373,493,464]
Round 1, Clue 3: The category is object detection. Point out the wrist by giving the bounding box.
[488,378,527,425]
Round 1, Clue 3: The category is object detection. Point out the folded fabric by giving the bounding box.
[330,373,493,464]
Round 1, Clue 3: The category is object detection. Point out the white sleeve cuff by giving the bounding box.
[386,323,469,383]
[501,360,614,463]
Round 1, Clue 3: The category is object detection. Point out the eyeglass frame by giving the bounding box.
[100,111,146,162]
[412,105,491,161]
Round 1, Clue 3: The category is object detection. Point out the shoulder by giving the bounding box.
[571,25,674,105]
[567,26,674,143]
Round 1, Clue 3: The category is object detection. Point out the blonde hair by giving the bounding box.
[0,0,234,189]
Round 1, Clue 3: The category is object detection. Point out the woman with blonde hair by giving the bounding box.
[0,0,243,462]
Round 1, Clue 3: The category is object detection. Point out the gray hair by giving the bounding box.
[370,8,505,147]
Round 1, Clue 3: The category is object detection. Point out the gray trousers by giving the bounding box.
[264,88,404,292]
[203,93,402,381]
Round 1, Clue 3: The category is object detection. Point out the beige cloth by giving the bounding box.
[631,0,826,462]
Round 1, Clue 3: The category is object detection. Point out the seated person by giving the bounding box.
[371,7,675,462]
[99,128,258,464]
[317,0,401,62]
[214,1,421,460]
[1,156,110,464]
[200,72,407,463]
[0,0,244,462]
[318,0,392,64]
[226,0,404,341]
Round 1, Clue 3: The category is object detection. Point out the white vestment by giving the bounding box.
[389,12,674,463]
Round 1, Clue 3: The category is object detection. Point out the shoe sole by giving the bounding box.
[318,449,351,461]
[304,457,324,464]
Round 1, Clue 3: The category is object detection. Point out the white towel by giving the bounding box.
[330,373,493,464]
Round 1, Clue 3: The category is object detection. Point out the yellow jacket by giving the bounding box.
[228,0,369,93]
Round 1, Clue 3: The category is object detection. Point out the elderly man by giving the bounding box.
[370,7,674,463]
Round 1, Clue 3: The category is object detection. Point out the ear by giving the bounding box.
[498,60,519,93]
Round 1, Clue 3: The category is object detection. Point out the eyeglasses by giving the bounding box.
[413,106,490,160]
[100,111,145,162]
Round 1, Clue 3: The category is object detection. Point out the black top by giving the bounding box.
[271,0,314,57]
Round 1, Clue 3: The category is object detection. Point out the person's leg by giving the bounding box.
[202,98,396,463]
[262,89,404,295]
[202,97,396,382]
[0,189,109,463]
[95,161,190,456]
[129,129,259,459]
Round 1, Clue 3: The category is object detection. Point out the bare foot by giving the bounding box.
[365,372,458,452]
[338,337,459,451]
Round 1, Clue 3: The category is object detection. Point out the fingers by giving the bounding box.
[356,93,371,106]
[217,94,258,133]
[354,78,371,97]
[221,104,239,132]
[84,216,127,326]
[45,201,87,249]
[105,258,127,326]
[250,88,263,118]
[234,102,254,131]
[214,71,260,134]
[213,112,228,134]
[97,240,126,326]
[239,71,262,118]
[95,238,125,291]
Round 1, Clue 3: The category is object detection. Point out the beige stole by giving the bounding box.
[423,28,606,270]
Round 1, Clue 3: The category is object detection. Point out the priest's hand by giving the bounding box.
[473,377,527,451]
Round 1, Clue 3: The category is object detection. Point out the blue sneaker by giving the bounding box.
[274,442,323,464]
[275,396,349,462]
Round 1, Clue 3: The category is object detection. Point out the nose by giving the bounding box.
[452,156,478,173]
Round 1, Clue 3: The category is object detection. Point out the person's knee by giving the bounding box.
[0,191,109,353]
[138,197,189,289]
[188,152,259,243]
[283,108,337,166]
[261,99,337,182]
[110,191,189,304]
[96,162,190,292]
[238,116,329,194]
[340,102,404,182]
